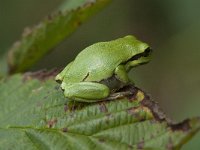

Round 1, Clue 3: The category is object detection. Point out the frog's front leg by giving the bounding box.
[114,65,131,84]
[61,82,110,102]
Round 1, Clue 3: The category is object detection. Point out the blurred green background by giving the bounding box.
[0,0,200,149]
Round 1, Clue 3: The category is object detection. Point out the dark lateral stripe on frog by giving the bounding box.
[125,47,152,64]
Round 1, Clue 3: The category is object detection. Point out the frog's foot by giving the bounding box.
[105,91,133,100]
[104,84,137,101]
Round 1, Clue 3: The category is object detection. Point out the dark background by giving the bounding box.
[0,0,200,149]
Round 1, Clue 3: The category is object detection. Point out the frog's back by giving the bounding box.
[65,36,147,82]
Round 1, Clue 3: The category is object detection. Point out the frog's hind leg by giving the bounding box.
[63,82,110,102]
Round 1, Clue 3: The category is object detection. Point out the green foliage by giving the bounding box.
[7,0,111,74]
[0,72,199,150]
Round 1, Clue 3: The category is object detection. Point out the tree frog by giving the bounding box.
[55,35,152,102]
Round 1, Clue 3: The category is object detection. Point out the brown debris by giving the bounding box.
[98,138,105,143]
[23,69,61,82]
[47,118,57,128]
[99,103,108,113]
[43,95,48,99]
[62,127,68,132]
[170,119,191,132]
[127,106,146,121]
[128,145,133,150]
[141,95,169,123]
[137,140,144,149]
[127,107,137,116]
[166,137,173,150]
[64,104,68,112]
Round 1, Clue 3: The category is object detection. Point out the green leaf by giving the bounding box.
[0,71,199,150]
[7,0,111,74]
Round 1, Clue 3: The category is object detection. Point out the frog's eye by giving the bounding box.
[143,47,152,57]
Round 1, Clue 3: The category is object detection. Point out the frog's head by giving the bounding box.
[123,35,152,71]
